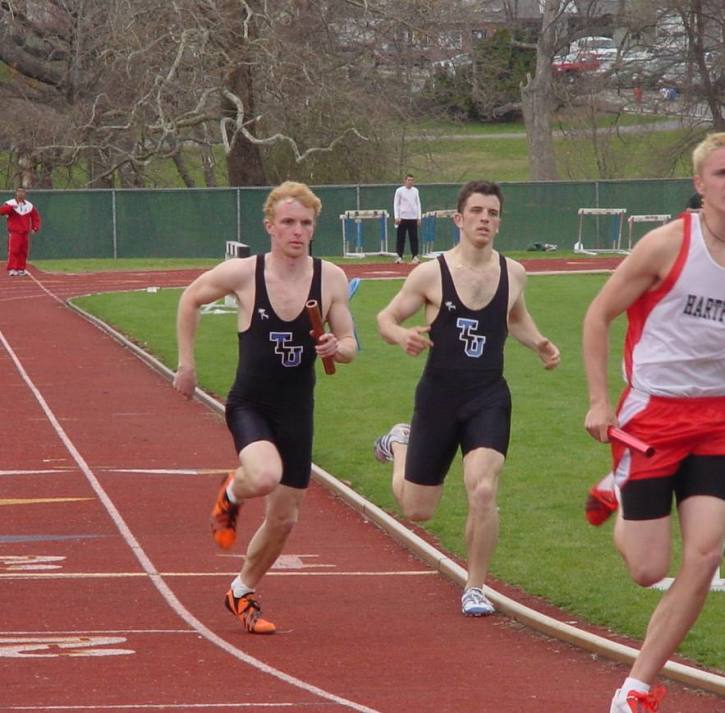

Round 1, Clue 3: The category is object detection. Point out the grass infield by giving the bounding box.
[73,271,724,673]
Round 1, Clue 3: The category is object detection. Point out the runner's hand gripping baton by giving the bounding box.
[306,300,336,376]
[607,427,655,457]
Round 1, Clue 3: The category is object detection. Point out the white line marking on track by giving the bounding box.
[4,629,195,635]
[0,570,435,580]
[98,467,230,475]
[0,497,92,506]
[0,324,382,713]
[271,553,333,569]
[4,704,306,710]
[0,555,65,571]
[0,636,134,658]
[0,469,74,476]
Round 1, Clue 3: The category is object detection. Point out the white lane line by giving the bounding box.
[4,629,195,635]
[3,704,305,710]
[0,498,92,506]
[0,294,49,306]
[0,570,435,580]
[0,470,73,476]
[0,467,227,476]
[106,468,221,473]
[0,326,381,713]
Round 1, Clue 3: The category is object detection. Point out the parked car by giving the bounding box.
[552,51,601,78]
[568,36,618,62]
[552,36,619,79]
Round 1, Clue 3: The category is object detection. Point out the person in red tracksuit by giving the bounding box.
[1,187,42,277]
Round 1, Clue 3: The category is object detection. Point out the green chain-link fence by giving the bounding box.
[1,178,694,260]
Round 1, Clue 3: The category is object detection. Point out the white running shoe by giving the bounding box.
[461,587,495,617]
[8,270,17,276]
[373,423,410,463]
[411,256,420,264]
[394,256,403,264]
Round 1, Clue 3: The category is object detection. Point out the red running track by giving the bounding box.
[0,265,722,713]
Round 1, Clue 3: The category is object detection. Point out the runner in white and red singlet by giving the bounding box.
[582,132,725,713]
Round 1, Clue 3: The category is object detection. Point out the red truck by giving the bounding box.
[552,51,601,77]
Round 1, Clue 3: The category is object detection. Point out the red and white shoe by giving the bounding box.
[585,485,618,526]
[585,471,620,526]
[610,686,666,712]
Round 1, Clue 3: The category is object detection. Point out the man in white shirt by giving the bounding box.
[393,174,422,264]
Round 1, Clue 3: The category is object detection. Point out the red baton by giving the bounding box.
[306,300,336,376]
[608,427,655,457]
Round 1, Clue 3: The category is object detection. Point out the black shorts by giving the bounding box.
[225,398,314,490]
[621,454,725,520]
[405,372,511,487]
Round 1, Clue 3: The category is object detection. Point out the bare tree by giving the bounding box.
[654,0,725,131]
[0,0,424,187]
[553,1,725,178]
[519,0,572,180]
[22,0,719,189]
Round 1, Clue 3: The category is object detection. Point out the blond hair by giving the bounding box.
[263,181,322,221]
[692,132,725,175]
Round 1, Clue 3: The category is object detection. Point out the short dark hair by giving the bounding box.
[456,180,503,214]
[405,173,414,179]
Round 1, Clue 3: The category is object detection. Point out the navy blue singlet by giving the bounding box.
[425,252,509,382]
[405,252,512,486]
[227,254,322,406]
[224,254,322,489]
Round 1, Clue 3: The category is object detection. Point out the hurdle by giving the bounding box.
[625,214,671,251]
[340,209,393,258]
[223,241,251,308]
[574,208,627,255]
[225,240,250,259]
[201,241,250,314]
[421,210,458,257]
[651,557,725,593]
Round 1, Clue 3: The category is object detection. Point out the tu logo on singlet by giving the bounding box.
[456,317,486,358]
[269,332,303,367]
